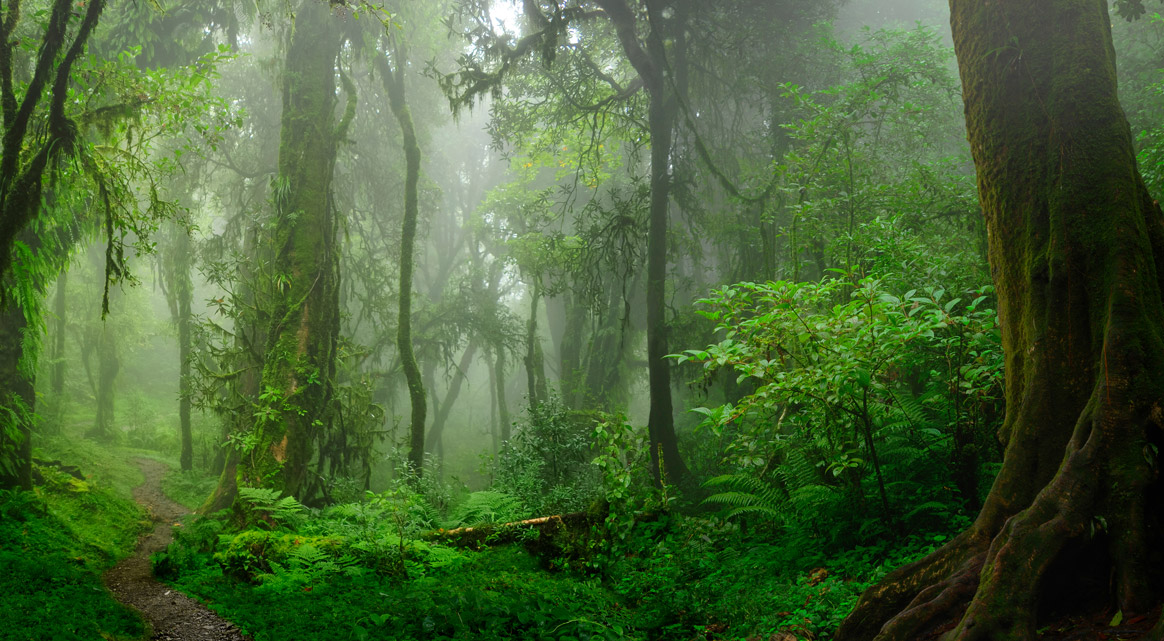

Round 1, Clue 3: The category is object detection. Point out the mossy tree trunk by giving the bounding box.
[240,0,349,498]
[835,1,1164,639]
[161,221,195,471]
[374,40,427,477]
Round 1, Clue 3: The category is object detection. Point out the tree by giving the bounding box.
[160,221,195,471]
[375,31,428,476]
[240,0,352,497]
[0,0,105,282]
[836,1,1164,639]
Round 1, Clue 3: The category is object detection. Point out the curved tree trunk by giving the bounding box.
[427,339,479,462]
[376,40,427,478]
[836,2,1164,639]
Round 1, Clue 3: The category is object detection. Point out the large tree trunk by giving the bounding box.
[242,0,345,498]
[596,0,690,487]
[835,2,1164,639]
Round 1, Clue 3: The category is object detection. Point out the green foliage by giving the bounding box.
[676,275,1002,544]
[492,395,602,515]
[161,467,220,511]
[236,486,308,530]
[447,490,527,528]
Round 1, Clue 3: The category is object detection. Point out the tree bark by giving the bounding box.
[495,341,511,444]
[427,339,479,460]
[90,322,118,442]
[524,279,545,411]
[376,39,427,478]
[241,0,344,498]
[596,0,690,487]
[835,2,1164,639]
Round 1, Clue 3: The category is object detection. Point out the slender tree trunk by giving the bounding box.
[50,269,66,396]
[173,226,194,471]
[376,41,427,477]
[836,2,1164,639]
[427,339,479,460]
[488,346,499,455]
[524,280,545,411]
[89,323,118,442]
[559,294,586,408]
[597,0,690,487]
[495,342,511,443]
[242,0,346,498]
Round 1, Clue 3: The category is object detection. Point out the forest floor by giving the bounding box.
[104,458,250,641]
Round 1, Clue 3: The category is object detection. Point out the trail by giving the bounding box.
[104,458,249,641]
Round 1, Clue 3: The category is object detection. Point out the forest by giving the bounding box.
[2,0,1164,639]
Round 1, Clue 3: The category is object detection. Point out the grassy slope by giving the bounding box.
[0,434,151,641]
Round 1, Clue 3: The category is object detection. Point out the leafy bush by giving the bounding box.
[493,395,602,515]
[676,276,1003,544]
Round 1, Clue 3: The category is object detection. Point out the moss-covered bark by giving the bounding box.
[835,2,1164,639]
[239,0,344,498]
[374,40,427,476]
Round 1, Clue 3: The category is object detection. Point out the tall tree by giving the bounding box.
[836,1,1164,639]
[375,34,428,476]
[241,0,352,497]
[590,0,689,487]
[161,222,195,471]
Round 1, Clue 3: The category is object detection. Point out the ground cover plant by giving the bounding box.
[0,448,148,641]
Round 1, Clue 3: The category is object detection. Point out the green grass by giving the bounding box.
[161,467,219,511]
[0,468,149,641]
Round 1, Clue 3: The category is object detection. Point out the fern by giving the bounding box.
[238,486,307,529]
[446,491,527,528]
[702,474,785,521]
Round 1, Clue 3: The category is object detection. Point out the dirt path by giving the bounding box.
[104,458,250,641]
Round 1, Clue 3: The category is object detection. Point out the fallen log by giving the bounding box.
[426,511,598,549]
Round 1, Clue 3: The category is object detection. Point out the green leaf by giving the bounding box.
[1109,610,1123,627]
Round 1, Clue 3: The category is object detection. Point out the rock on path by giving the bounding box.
[104,458,250,641]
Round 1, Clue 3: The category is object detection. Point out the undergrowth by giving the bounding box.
[0,465,148,641]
